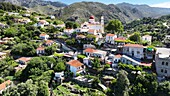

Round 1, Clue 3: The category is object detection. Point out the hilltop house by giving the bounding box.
[36,47,45,55]
[44,40,55,46]
[37,20,49,28]
[66,60,85,76]
[64,28,75,35]
[39,33,49,40]
[123,44,144,59]
[83,48,107,59]
[0,80,12,94]
[0,52,7,60]
[142,35,152,45]
[16,57,31,65]
[155,48,170,77]
[105,34,117,44]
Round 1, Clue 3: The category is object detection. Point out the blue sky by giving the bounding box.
[46,0,170,8]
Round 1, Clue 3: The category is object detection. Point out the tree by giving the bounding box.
[21,56,56,81]
[115,70,130,96]
[4,27,18,37]
[65,21,74,29]
[54,58,66,72]
[106,19,124,35]
[129,32,141,43]
[157,81,170,96]
[45,44,57,55]
[3,79,38,96]
[91,58,101,68]
[73,22,80,29]
[37,80,50,96]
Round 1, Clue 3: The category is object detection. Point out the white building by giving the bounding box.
[155,48,170,77]
[37,20,49,28]
[142,35,152,44]
[66,60,85,76]
[64,28,75,35]
[36,47,45,55]
[81,16,104,33]
[123,44,144,59]
[39,33,49,40]
[105,34,117,44]
[83,48,107,59]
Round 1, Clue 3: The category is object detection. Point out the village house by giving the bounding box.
[22,13,31,17]
[155,48,170,77]
[0,80,12,94]
[54,24,65,28]
[0,23,8,28]
[142,35,152,44]
[39,33,49,40]
[16,57,31,65]
[54,71,64,83]
[105,34,117,44]
[114,37,126,46]
[123,44,144,59]
[0,52,7,60]
[83,48,107,59]
[66,60,85,76]
[37,20,49,28]
[64,28,75,35]
[44,40,55,46]
[2,37,14,41]
[7,12,19,16]
[50,15,55,19]
[36,47,45,55]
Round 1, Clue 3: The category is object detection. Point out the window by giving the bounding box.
[166,62,168,66]
[137,51,140,54]
[165,70,167,73]
[161,69,163,73]
[162,62,164,65]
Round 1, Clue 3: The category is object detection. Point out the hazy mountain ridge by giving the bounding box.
[1,0,170,23]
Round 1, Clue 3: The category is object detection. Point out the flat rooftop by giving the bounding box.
[156,48,170,58]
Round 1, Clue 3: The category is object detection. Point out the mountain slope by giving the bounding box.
[0,0,67,14]
[55,2,170,23]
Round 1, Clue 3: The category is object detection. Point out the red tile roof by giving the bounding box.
[88,29,96,33]
[0,80,11,91]
[106,34,115,36]
[17,57,31,62]
[45,40,54,44]
[115,54,122,58]
[67,60,83,68]
[140,63,152,67]
[124,44,144,48]
[36,47,45,50]
[114,37,126,41]
[40,33,47,37]
[84,48,96,53]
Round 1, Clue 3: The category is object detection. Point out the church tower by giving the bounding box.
[101,16,104,33]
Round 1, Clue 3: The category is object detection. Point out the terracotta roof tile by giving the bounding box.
[84,48,96,53]
[40,33,47,37]
[36,47,45,50]
[106,34,115,36]
[67,60,83,68]
[115,54,122,58]
[17,57,31,62]
[45,40,54,44]
[114,37,126,41]
[124,44,144,48]
[0,80,11,91]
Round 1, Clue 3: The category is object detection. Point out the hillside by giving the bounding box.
[0,0,67,14]
[1,1,170,23]
[54,2,170,23]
